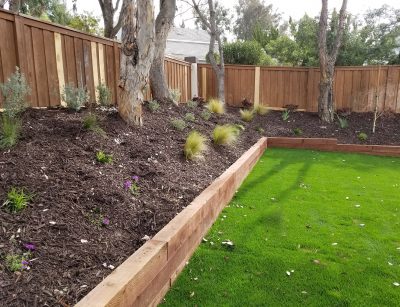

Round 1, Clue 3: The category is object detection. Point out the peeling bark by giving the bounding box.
[118,0,155,125]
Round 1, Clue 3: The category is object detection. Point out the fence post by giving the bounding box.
[201,67,207,99]
[254,66,260,107]
[184,57,198,99]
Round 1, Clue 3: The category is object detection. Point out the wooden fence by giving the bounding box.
[198,64,400,113]
[0,8,191,108]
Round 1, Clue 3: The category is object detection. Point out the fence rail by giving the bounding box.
[198,64,400,113]
[0,8,191,108]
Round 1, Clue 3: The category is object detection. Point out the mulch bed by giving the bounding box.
[0,103,399,306]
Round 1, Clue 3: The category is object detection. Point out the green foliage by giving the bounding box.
[256,127,265,134]
[239,109,254,122]
[293,127,303,136]
[0,67,30,119]
[358,132,368,141]
[254,105,269,115]
[282,109,290,121]
[184,131,207,160]
[169,88,181,103]
[184,113,196,122]
[96,151,113,164]
[96,83,112,106]
[62,84,89,111]
[206,99,225,114]
[186,100,198,108]
[201,110,212,121]
[3,187,32,213]
[5,254,25,272]
[0,115,21,149]
[68,12,103,36]
[170,118,187,131]
[83,113,105,135]
[147,100,160,112]
[212,125,239,146]
[265,35,303,66]
[223,41,267,65]
[337,115,349,129]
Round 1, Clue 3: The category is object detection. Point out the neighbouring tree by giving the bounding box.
[318,0,348,122]
[223,41,273,65]
[149,0,176,102]
[119,0,155,125]
[98,0,124,38]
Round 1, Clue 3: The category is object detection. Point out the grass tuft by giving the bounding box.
[83,113,105,136]
[206,98,225,114]
[212,125,239,145]
[184,131,207,160]
[239,109,254,122]
[96,151,113,164]
[0,115,21,149]
[2,187,32,213]
[253,105,269,115]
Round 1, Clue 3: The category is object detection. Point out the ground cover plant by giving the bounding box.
[164,148,400,306]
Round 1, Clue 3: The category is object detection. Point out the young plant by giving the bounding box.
[0,115,21,149]
[5,254,28,272]
[170,118,186,131]
[206,98,225,114]
[201,110,211,121]
[358,132,368,142]
[212,125,239,146]
[83,113,105,136]
[254,105,269,116]
[240,109,254,122]
[0,67,30,119]
[282,109,290,121]
[62,84,89,111]
[336,114,349,129]
[293,128,303,136]
[96,83,112,106]
[2,187,32,213]
[184,112,195,122]
[256,127,265,134]
[184,131,207,160]
[147,100,160,112]
[186,100,198,108]
[124,176,140,196]
[96,151,113,164]
[169,88,181,103]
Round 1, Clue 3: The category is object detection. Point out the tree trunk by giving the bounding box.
[149,0,176,102]
[0,0,6,9]
[98,0,124,39]
[9,0,22,12]
[118,0,155,125]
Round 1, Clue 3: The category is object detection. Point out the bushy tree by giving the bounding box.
[223,41,269,65]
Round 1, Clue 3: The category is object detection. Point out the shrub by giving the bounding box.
[170,118,186,131]
[124,176,140,196]
[206,98,225,114]
[256,127,265,134]
[0,67,30,118]
[184,112,195,122]
[254,105,269,115]
[240,109,254,122]
[223,41,266,65]
[282,109,290,121]
[186,100,198,108]
[96,83,112,106]
[83,113,105,135]
[212,125,239,145]
[147,100,160,112]
[358,132,368,141]
[96,151,113,163]
[3,187,32,213]
[293,128,303,136]
[184,131,207,160]
[62,84,89,111]
[5,254,26,272]
[201,110,211,121]
[169,88,181,103]
[0,115,21,149]
[337,115,349,129]
[241,98,253,109]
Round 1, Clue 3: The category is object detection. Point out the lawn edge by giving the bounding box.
[267,137,400,157]
[75,137,268,307]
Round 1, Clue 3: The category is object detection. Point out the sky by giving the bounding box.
[71,0,399,30]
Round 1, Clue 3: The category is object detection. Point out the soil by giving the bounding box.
[0,103,399,306]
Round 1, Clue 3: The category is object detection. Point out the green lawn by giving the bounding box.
[162,148,400,306]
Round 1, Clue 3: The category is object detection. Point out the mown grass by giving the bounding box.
[163,148,400,306]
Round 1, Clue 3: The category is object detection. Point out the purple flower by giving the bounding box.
[132,175,139,182]
[23,243,36,251]
[21,260,30,270]
[102,217,110,226]
[124,180,132,190]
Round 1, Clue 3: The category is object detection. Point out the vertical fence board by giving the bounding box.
[43,30,59,106]
[83,40,95,103]
[32,27,49,107]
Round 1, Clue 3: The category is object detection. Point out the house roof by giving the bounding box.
[167,27,210,42]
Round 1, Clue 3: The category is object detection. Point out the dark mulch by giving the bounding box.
[0,103,399,306]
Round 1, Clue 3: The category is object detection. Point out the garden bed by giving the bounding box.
[0,103,399,306]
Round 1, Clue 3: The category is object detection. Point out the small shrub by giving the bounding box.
[2,187,32,213]
[282,109,290,121]
[254,105,269,116]
[147,100,160,112]
[169,88,181,103]
[0,67,30,118]
[5,254,27,272]
[256,127,265,134]
[337,115,349,129]
[96,83,112,106]
[62,84,89,111]
[184,131,207,160]
[293,128,303,136]
[96,151,113,163]
[186,100,198,108]
[212,125,239,146]
[170,118,186,131]
[206,98,225,114]
[358,132,368,142]
[83,113,105,135]
[184,112,195,122]
[235,124,245,132]
[124,176,140,196]
[241,98,253,109]
[0,115,21,149]
[240,109,254,122]
[201,110,211,121]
